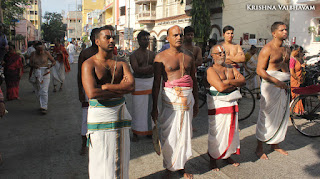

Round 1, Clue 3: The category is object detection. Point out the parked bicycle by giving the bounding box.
[290,84,320,137]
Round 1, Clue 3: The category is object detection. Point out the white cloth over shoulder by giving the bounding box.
[256,71,290,144]
[207,86,240,159]
[87,98,132,179]
[160,87,194,171]
[131,77,154,135]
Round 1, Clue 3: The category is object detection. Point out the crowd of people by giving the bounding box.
[0,20,310,178]
[74,21,306,179]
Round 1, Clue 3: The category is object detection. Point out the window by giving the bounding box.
[120,6,125,16]
[35,0,37,5]
[79,20,81,23]
[30,11,34,15]
[69,29,74,33]
[249,34,256,39]
[35,11,37,15]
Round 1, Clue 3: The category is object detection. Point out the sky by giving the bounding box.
[42,0,80,16]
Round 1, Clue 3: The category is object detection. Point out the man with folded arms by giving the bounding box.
[206,44,245,171]
[130,30,155,141]
[82,25,134,178]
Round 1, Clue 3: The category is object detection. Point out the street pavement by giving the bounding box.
[0,53,319,178]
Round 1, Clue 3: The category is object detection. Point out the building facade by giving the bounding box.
[67,11,82,41]
[23,0,42,40]
[82,0,105,36]
[134,0,191,51]
[15,19,37,51]
[222,0,290,48]
[289,0,320,56]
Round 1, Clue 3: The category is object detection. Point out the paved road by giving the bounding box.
[0,54,319,178]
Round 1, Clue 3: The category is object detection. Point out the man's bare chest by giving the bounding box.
[95,64,123,84]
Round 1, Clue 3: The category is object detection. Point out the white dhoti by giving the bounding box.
[51,61,65,86]
[207,87,240,159]
[87,98,131,179]
[160,87,194,171]
[256,71,290,144]
[30,67,51,110]
[131,77,154,135]
[69,52,75,63]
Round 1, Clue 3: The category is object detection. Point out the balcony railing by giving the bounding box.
[136,10,156,23]
[135,0,157,4]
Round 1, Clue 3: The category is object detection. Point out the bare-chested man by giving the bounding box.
[220,25,245,70]
[182,26,202,67]
[77,28,99,155]
[206,44,245,171]
[130,30,155,142]
[152,25,199,179]
[29,42,56,114]
[256,22,291,160]
[82,25,134,178]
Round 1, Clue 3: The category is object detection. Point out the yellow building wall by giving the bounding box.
[104,7,114,25]
[24,4,41,30]
[82,0,105,35]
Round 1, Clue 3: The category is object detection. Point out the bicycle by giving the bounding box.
[196,66,256,121]
[290,84,320,137]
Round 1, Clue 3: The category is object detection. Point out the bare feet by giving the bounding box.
[271,144,288,156]
[255,151,269,160]
[179,169,193,179]
[256,140,268,160]
[210,159,220,171]
[225,157,240,167]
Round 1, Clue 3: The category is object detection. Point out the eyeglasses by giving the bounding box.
[105,35,116,40]
[212,51,226,56]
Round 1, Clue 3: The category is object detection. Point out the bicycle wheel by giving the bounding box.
[290,94,320,137]
[238,87,255,121]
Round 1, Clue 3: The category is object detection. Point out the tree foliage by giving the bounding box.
[41,12,66,42]
[185,0,223,42]
[1,0,28,26]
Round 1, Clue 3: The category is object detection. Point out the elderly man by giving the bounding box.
[152,25,199,179]
[130,30,155,141]
[256,22,291,160]
[29,42,56,114]
[82,25,134,179]
[206,44,245,171]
